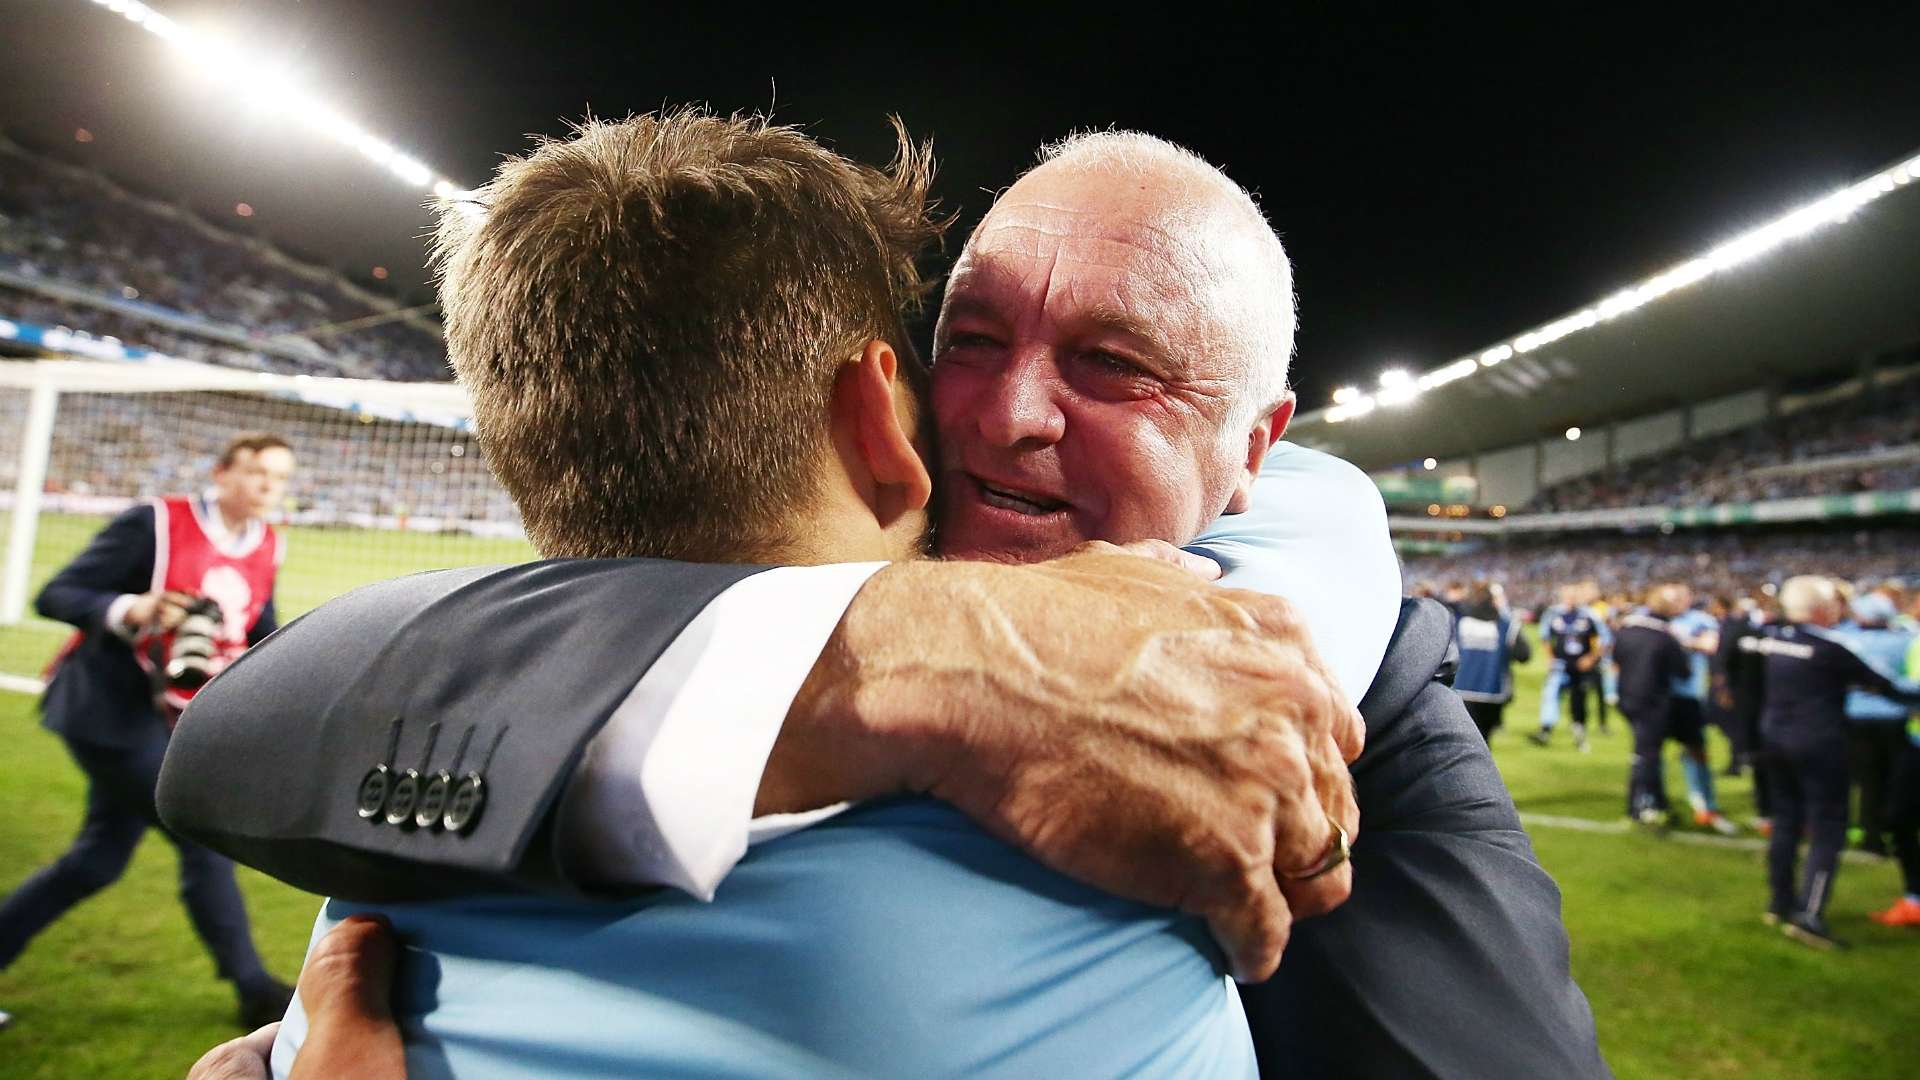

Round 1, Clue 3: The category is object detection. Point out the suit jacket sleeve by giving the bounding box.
[35,504,156,633]
[1241,599,1611,1080]
[157,558,768,902]
[248,595,278,645]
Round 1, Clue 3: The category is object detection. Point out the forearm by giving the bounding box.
[756,559,1046,817]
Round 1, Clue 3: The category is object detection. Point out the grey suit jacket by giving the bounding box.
[159,565,1607,1079]
[157,558,763,900]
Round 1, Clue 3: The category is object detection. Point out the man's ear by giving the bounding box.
[838,339,934,514]
[1224,392,1294,513]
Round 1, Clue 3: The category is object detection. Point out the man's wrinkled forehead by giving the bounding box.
[947,186,1239,353]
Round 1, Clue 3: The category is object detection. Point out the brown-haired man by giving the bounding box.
[166,113,1604,1078]
[1,432,297,1030]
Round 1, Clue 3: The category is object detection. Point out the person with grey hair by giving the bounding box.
[1747,576,1920,949]
[167,121,1605,1078]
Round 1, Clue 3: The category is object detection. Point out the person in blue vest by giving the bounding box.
[1831,591,1916,856]
[0,433,299,1032]
[1532,586,1604,751]
[1453,580,1532,743]
[1750,576,1920,950]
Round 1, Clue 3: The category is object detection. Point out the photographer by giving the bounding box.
[0,433,298,1031]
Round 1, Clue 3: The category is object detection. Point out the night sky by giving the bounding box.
[4,1,1918,406]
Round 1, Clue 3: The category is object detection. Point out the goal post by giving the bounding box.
[0,357,531,693]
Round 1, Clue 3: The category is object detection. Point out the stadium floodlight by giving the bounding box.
[1565,426,1582,441]
[82,0,471,197]
[1325,394,1377,423]
[1422,457,1437,470]
[1417,358,1478,391]
[1331,385,1361,405]
[1308,142,1920,427]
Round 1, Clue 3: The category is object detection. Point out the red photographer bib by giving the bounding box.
[135,494,283,714]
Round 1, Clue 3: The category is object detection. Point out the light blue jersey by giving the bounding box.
[275,800,1254,1079]
[1668,608,1718,701]
[1829,621,1918,723]
[1189,442,1399,705]
[273,442,1399,1079]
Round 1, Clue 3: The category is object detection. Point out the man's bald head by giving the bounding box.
[978,132,1297,425]
[929,131,1302,561]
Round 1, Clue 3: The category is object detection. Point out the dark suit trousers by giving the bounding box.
[1625,703,1673,816]
[0,726,267,986]
[1887,739,1920,897]
[1847,723,1905,848]
[1762,741,1850,921]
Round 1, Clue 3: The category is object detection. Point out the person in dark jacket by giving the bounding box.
[1747,576,1920,950]
[1716,596,1775,826]
[1531,586,1605,751]
[1611,584,1695,828]
[0,433,299,1030]
[1453,581,1532,742]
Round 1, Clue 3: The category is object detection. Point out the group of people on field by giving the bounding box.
[1444,572,1920,950]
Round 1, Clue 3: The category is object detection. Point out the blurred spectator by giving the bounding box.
[1404,528,1920,615]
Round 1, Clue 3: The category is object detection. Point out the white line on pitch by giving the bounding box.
[1519,811,1888,864]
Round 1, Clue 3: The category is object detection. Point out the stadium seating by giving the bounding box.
[0,141,448,382]
[1524,372,1920,512]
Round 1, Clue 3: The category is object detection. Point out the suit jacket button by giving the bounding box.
[356,767,391,821]
[384,770,421,828]
[443,774,486,834]
[415,772,452,831]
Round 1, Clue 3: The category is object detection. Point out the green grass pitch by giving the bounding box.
[0,515,1915,1077]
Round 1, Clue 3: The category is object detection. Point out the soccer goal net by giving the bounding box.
[0,357,530,693]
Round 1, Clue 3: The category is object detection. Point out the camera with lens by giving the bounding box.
[164,596,226,690]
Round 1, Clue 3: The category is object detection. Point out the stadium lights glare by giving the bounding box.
[1323,144,1920,422]
[85,0,473,199]
[1331,385,1360,405]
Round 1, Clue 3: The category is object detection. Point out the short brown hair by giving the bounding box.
[433,109,944,560]
[217,432,292,468]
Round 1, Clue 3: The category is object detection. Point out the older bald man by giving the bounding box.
[168,123,1605,1078]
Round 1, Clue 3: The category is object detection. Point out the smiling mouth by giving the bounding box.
[973,476,1068,517]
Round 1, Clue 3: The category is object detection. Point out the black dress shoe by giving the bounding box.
[237,977,296,1030]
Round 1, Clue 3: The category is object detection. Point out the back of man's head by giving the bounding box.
[1780,575,1840,625]
[435,110,942,560]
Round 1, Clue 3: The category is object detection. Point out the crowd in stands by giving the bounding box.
[0,141,448,382]
[1403,527,1920,614]
[0,389,518,529]
[1525,370,1920,513]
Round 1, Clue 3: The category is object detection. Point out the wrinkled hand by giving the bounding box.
[767,541,1364,982]
[186,915,406,1080]
[186,1022,278,1080]
[125,590,197,633]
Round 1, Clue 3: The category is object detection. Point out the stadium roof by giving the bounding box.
[1291,159,1920,472]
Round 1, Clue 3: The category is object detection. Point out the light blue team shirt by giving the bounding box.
[1828,621,1918,723]
[1667,608,1718,701]
[273,443,1398,1079]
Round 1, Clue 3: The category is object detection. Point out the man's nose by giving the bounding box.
[975,356,1066,448]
